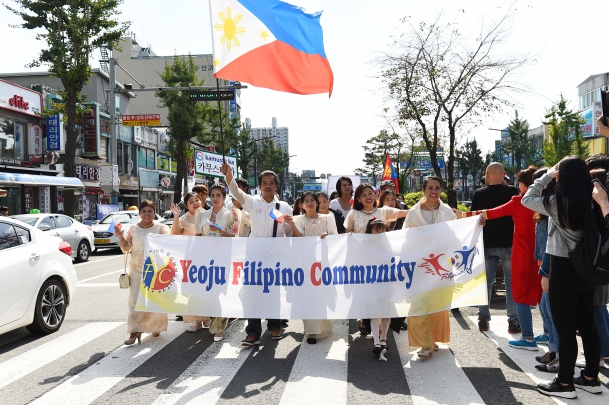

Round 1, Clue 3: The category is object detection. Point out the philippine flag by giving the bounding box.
[269,208,285,223]
[209,0,333,95]
[108,218,122,233]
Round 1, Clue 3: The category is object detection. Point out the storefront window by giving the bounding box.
[138,147,147,168]
[117,141,124,174]
[0,118,24,159]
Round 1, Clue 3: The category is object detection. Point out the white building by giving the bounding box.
[248,117,289,154]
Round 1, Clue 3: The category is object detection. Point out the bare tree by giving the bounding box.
[379,5,531,206]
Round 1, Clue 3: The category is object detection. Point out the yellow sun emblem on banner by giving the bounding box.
[214,6,246,51]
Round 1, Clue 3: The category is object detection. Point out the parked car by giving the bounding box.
[11,214,95,262]
[90,210,163,248]
[0,216,77,335]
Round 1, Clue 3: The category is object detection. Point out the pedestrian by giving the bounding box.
[113,200,171,346]
[226,178,251,237]
[402,176,462,358]
[330,176,353,219]
[478,166,544,351]
[378,189,406,230]
[222,162,293,346]
[329,191,338,201]
[0,206,8,216]
[344,183,407,234]
[471,162,520,333]
[292,196,302,215]
[317,191,346,234]
[170,192,201,236]
[284,191,337,344]
[193,183,240,341]
[522,156,602,398]
[396,193,407,209]
[379,180,395,193]
[192,185,210,210]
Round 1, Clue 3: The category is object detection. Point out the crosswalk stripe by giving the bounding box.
[468,315,609,404]
[150,320,251,405]
[29,321,185,405]
[0,322,123,390]
[77,269,123,283]
[77,283,120,287]
[395,323,486,405]
[279,320,349,405]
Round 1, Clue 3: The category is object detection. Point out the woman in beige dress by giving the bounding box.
[114,200,171,345]
[194,184,240,341]
[284,191,338,344]
[344,183,408,233]
[402,176,463,358]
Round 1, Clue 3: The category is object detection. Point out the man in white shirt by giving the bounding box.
[222,162,292,346]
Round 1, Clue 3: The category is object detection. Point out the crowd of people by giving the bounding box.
[111,149,609,399]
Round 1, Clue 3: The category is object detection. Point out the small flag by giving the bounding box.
[108,218,122,233]
[382,154,400,193]
[269,208,285,223]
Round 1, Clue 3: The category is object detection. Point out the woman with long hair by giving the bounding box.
[344,183,407,234]
[402,176,462,358]
[284,191,337,344]
[292,197,302,216]
[330,176,353,218]
[378,188,406,230]
[193,183,241,342]
[114,200,171,345]
[317,191,346,234]
[522,156,602,399]
[170,192,201,236]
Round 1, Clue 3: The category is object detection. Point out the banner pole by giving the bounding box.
[216,78,226,162]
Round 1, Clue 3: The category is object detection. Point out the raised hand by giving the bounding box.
[170,203,181,217]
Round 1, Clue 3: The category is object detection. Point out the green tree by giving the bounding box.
[223,117,255,179]
[541,95,588,166]
[354,129,404,186]
[501,111,536,175]
[455,140,484,200]
[256,138,290,185]
[6,0,130,216]
[156,55,218,202]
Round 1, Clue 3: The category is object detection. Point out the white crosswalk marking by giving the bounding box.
[395,325,486,405]
[468,315,609,405]
[151,320,251,405]
[0,322,123,390]
[279,320,349,405]
[30,322,185,405]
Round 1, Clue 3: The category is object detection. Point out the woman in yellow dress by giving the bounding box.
[402,176,462,358]
[114,200,171,345]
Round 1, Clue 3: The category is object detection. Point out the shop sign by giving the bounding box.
[133,126,142,144]
[0,158,40,168]
[159,174,176,191]
[119,175,139,190]
[0,79,42,117]
[112,165,119,192]
[97,204,120,220]
[24,186,34,213]
[157,153,171,171]
[142,127,157,148]
[45,114,64,151]
[75,164,101,181]
[158,131,170,152]
[83,103,100,157]
[121,114,161,126]
[28,123,43,161]
[194,149,237,178]
[139,170,159,188]
[39,186,51,213]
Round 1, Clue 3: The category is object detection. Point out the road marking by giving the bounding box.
[30,321,184,405]
[78,283,120,288]
[0,322,124,390]
[279,320,349,405]
[74,255,121,267]
[470,315,609,405]
[396,321,485,405]
[151,320,251,405]
[78,269,123,283]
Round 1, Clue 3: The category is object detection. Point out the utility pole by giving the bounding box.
[108,49,117,168]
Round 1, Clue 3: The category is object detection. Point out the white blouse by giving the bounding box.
[194,206,240,236]
[293,213,338,237]
[344,206,403,234]
[329,199,352,218]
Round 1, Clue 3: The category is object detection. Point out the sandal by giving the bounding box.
[372,344,382,355]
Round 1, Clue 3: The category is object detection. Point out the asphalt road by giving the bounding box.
[0,249,608,405]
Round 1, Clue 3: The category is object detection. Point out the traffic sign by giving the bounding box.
[303,183,322,191]
[189,91,235,102]
[121,114,161,126]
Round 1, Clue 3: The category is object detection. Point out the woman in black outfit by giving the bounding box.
[522,156,602,399]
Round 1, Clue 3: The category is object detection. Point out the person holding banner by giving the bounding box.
[114,200,171,346]
[403,176,462,358]
[193,184,241,341]
[317,191,346,234]
[170,192,201,236]
[284,191,337,344]
[378,189,406,231]
[226,178,252,237]
[330,176,354,218]
[344,183,407,234]
[222,162,293,346]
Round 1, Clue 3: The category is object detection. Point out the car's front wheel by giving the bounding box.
[75,240,90,263]
[26,279,67,334]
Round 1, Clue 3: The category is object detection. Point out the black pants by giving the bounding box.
[245,319,281,339]
[549,255,600,383]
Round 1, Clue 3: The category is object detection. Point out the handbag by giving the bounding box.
[118,250,130,289]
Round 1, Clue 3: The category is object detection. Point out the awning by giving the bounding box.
[0,172,85,189]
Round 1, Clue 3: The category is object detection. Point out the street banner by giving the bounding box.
[194,149,238,178]
[135,216,487,319]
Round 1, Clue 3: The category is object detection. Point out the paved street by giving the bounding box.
[0,250,608,405]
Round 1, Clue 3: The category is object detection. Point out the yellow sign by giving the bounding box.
[122,120,160,127]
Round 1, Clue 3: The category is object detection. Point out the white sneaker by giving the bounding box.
[187,321,202,333]
[575,358,604,368]
[417,348,433,358]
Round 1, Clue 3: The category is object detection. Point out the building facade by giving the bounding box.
[577,73,608,155]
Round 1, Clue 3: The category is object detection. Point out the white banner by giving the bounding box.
[136,217,487,319]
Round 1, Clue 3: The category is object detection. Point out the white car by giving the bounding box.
[11,214,96,262]
[0,216,77,335]
[91,210,163,248]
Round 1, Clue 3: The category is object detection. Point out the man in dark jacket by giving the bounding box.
[472,162,520,333]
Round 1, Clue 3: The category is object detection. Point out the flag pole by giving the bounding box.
[215,78,226,162]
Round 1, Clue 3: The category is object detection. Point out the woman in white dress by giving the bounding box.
[285,191,338,344]
[114,200,171,345]
[402,176,463,358]
[344,183,408,233]
[329,176,353,218]
[194,184,241,341]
